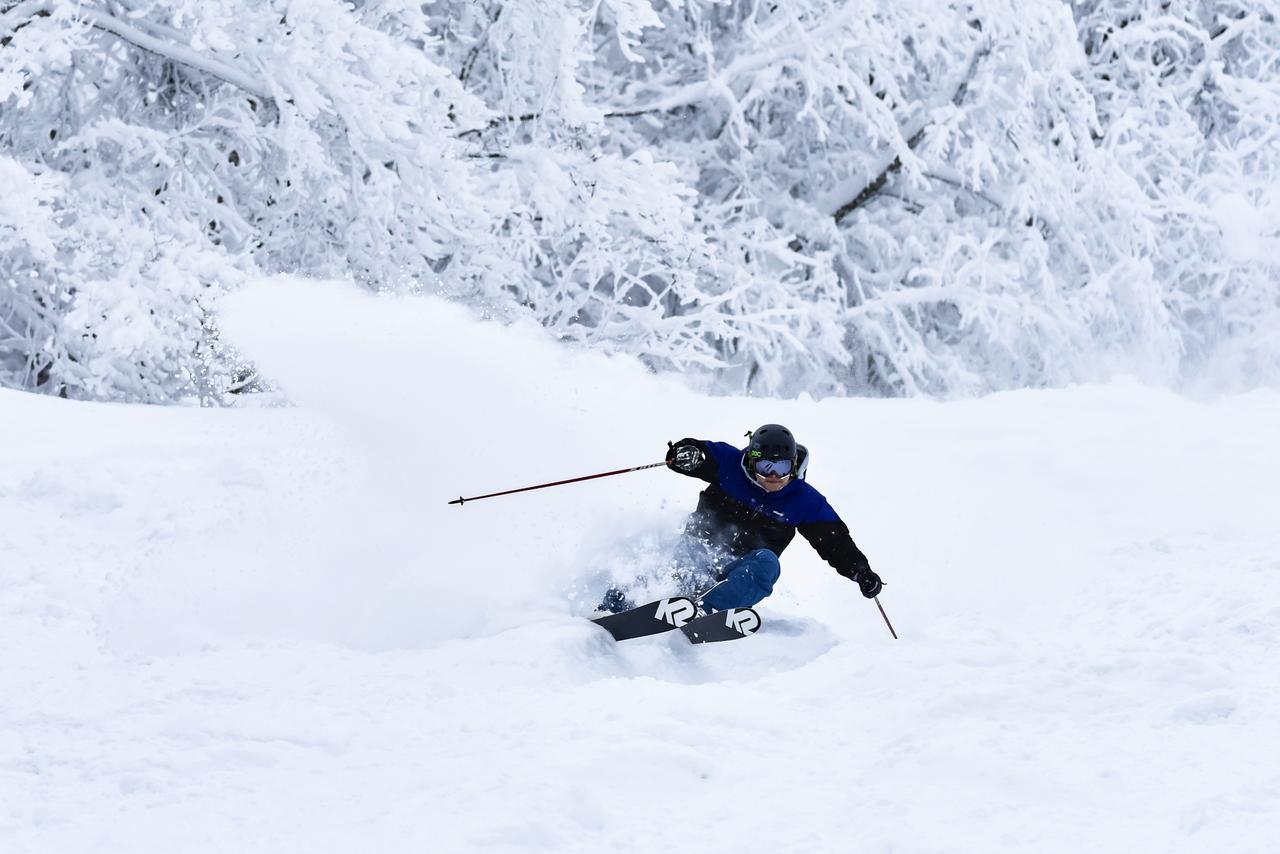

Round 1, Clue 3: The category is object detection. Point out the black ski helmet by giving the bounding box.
[748,424,797,464]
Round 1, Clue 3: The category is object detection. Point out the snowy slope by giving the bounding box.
[2,279,1278,853]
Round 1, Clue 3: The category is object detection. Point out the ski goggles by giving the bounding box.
[753,458,794,477]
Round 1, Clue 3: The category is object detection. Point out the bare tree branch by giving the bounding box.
[459,5,500,85]
[831,124,928,225]
[833,41,991,225]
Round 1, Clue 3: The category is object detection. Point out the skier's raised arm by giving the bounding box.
[665,438,716,483]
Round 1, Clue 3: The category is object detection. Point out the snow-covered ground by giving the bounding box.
[3,280,1278,853]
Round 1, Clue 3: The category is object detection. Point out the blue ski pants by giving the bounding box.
[596,543,781,615]
[699,549,781,611]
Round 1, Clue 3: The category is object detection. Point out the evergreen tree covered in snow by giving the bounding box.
[1,0,1276,401]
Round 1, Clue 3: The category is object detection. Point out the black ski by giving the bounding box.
[679,608,762,644]
[591,597,697,641]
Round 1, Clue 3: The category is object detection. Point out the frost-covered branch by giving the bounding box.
[3,2,271,100]
[831,40,991,224]
[4,0,1278,402]
[78,7,271,100]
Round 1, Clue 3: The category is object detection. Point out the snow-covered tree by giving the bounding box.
[1,0,492,400]
[2,0,1276,402]
[1073,0,1280,388]
[552,0,1203,394]
[4,0,819,399]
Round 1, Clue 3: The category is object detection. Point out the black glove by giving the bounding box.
[666,439,705,473]
[853,569,883,599]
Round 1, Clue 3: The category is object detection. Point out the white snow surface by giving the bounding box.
[3,278,1279,853]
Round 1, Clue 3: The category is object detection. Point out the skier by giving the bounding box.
[598,424,883,615]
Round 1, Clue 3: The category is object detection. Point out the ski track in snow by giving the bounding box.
[2,279,1279,853]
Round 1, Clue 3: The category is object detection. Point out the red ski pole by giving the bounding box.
[449,461,667,506]
[875,597,898,639]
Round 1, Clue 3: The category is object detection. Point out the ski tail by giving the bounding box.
[591,597,697,641]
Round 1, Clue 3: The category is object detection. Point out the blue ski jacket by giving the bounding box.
[669,438,872,581]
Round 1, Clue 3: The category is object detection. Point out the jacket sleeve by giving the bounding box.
[797,513,872,581]
[666,438,719,484]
